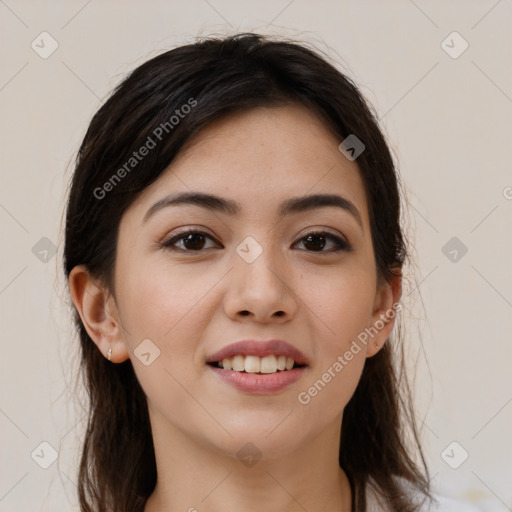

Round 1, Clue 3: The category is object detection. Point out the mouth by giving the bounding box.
[207,354,307,374]
[205,340,310,394]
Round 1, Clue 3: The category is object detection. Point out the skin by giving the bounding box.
[69,104,401,512]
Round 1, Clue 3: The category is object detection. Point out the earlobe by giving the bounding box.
[366,272,402,358]
[68,265,130,363]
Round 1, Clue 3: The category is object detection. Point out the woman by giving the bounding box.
[65,32,436,512]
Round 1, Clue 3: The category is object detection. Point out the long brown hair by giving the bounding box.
[64,32,432,511]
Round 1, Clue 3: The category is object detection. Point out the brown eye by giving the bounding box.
[303,234,326,251]
[180,232,207,250]
[161,229,219,252]
[295,231,351,253]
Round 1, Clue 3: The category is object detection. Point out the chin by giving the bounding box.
[205,422,307,463]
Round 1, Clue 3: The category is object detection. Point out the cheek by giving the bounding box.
[295,263,375,411]
[301,263,376,346]
[115,258,228,405]
[297,350,366,423]
[115,261,217,411]
[294,279,372,425]
[117,259,218,343]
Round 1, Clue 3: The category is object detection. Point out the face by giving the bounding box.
[103,104,397,461]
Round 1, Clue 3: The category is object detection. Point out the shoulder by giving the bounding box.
[365,478,482,512]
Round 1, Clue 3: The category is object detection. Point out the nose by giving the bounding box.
[223,248,298,324]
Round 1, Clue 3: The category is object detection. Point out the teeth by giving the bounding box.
[232,355,245,372]
[260,355,277,373]
[218,355,299,373]
[245,355,261,373]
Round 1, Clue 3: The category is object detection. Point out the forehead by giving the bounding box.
[127,104,369,225]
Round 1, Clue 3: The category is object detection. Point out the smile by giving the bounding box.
[208,354,306,374]
[207,357,308,394]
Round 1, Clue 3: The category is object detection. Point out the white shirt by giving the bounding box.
[365,480,483,511]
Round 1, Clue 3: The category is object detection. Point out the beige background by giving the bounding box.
[1,1,511,511]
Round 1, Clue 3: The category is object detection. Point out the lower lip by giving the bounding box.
[207,365,307,394]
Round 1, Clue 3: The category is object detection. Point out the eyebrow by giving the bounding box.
[143,191,363,228]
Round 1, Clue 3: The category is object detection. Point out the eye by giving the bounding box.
[160,228,351,254]
[160,229,220,252]
[294,230,351,253]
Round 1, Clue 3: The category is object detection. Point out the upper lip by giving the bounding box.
[206,339,310,366]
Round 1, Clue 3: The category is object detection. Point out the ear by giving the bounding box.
[68,265,130,363]
[365,269,402,358]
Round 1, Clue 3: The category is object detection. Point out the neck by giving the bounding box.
[144,409,352,512]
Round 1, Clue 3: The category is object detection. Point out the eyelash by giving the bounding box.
[160,228,352,254]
